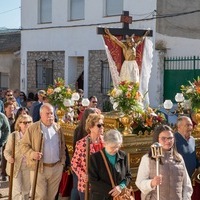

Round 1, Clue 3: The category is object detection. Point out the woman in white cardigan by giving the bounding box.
[135,125,193,200]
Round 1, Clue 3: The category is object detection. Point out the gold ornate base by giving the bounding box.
[119,115,133,135]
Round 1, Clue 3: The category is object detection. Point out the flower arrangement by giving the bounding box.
[132,108,166,133]
[108,81,143,115]
[181,77,200,112]
[46,77,73,109]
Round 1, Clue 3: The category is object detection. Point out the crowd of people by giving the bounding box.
[0,87,200,200]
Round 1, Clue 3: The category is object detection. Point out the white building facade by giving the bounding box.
[20,0,200,108]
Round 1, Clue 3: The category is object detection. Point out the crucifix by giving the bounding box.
[97,11,153,38]
[97,11,153,103]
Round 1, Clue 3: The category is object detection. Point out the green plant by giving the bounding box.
[181,77,200,112]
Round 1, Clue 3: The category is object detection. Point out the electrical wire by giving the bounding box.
[1,7,200,31]
[0,7,20,15]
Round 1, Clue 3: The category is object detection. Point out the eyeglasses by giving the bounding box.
[92,101,97,103]
[96,123,104,128]
[21,121,32,125]
[159,136,174,142]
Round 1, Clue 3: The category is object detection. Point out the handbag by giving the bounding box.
[59,169,73,197]
[100,150,135,200]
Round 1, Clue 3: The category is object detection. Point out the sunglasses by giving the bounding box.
[92,101,97,103]
[21,121,32,125]
[96,123,104,128]
[6,94,13,96]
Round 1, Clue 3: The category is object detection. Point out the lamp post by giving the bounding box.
[71,92,80,123]
[163,100,173,123]
[81,98,90,107]
[175,93,184,115]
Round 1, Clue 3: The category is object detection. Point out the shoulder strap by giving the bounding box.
[100,150,115,188]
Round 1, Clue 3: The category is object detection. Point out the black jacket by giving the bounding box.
[89,148,132,200]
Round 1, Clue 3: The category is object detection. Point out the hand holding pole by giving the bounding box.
[151,142,163,200]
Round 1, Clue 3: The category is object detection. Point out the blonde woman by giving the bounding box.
[71,113,104,200]
[4,114,33,200]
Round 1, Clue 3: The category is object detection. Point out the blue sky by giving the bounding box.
[0,0,21,29]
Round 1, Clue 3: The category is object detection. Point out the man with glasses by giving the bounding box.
[88,96,101,113]
[4,89,13,103]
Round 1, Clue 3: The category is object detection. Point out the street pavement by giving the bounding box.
[0,162,69,200]
[0,177,8,200]
[0,148,69,200]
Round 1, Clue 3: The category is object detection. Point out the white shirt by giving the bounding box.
[41,123,60,163]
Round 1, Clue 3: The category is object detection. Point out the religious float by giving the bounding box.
[46,12,200,198]
[46,77,200,194]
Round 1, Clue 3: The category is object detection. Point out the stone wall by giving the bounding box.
[88,50,109,110]
[27,51,65,93]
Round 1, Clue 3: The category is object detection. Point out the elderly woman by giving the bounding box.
[71,113,104,200]
[135,125,193,200]
[89,129,132,200]
[4,114,33,200]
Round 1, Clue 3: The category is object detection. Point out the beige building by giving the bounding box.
[0,29,21,90]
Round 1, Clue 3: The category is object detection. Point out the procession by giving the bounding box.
[1,1,200,200]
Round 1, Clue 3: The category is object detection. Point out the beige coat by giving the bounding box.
[4,131,27,177]
[20,120,66,172]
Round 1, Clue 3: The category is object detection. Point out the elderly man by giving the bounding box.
[175,116,199,178]
[21,103,66,200]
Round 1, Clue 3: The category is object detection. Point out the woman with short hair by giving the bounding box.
[89,129,132,200]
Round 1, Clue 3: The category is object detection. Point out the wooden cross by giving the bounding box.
[97,11,153,37]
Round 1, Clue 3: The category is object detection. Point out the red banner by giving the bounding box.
[103,35,145,74]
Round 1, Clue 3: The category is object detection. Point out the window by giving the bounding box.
[105,0,123,16]
[70,0,84,20]
[101,60,112,95]
[35,59,54,89]
[39,0,52,23]
[0,73,9,89]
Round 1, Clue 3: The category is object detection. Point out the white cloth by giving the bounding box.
[120,60,139,83]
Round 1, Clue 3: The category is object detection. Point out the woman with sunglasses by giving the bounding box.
[89,129,132,200]
[4,114,33,200]
[71,113,104,200]
[135,124,193,200]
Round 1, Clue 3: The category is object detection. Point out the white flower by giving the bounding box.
[63,98,72,107]
[54,87,61,93]
[109,97,114,104]
[113,102,119,110]
[115,89,123,97]
[186,88,193,93]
